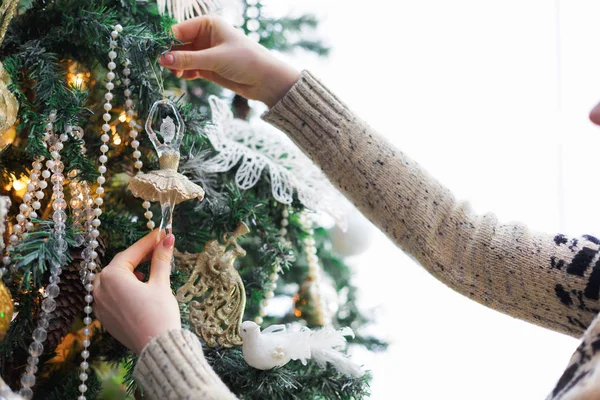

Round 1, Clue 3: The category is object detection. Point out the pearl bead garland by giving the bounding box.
[298,211,331,326]
[0,196,10,279]
[122,57,154,230]
[254,207,290,325]
[76,24,123,400]
[245,0,262,42]
[19,112,67,400]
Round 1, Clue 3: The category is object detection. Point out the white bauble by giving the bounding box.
[329,210,374,257]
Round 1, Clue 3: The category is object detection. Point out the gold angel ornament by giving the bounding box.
[176,223,249,347]
[0,61,18,137]
[128,99,204,235]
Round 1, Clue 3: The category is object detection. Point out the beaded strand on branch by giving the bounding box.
[19,111,67,400]
[76,23,123,400]
[254,207,290,325]
[122,57,154,229]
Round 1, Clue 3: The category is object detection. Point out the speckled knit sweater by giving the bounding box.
[25,71,595,399]
[127,71,600,400]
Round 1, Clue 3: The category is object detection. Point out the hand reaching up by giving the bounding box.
[159,16,300,108]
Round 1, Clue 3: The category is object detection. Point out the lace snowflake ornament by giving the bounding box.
[156,0,243,24]
[201,96,349,227]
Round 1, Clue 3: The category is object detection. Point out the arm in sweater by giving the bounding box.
[133,329,237,400]
[263,70,600,338]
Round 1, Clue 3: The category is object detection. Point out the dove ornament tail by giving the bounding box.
[307,326,364,377]
[240,321,364,377]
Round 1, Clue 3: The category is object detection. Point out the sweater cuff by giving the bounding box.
[262,70,355,161]
[133,329,236,400]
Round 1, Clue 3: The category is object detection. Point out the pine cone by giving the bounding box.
[45,257,86,352]
[45,241,105,353]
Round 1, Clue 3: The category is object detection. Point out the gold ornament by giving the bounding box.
[0,281,13,341]
[0,61,18,137]
[176,222,249,348]
[294,277,327,327]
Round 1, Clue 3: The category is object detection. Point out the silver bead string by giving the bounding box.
[122,57,154,229]
[19,112,66,400]
[76,23,123,400]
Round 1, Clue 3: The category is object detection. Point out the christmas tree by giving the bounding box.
[0,0,385,399]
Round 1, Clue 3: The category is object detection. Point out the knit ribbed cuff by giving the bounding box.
[134,329,236,400]
[262,70,355,166]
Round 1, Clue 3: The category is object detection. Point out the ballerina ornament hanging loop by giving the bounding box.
[128,99,204,235]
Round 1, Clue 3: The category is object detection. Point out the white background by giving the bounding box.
[260,1,600,399]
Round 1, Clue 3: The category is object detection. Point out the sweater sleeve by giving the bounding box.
[263,70,600,338]
[133,329,237,400]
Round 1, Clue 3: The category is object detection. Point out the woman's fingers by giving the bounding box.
[110,229,165,272]
[159,48,221,71]
[149,234,175,286]
[134,271,146,281]
[181,70,200,80]
[590,103,600,126]
[171,16,213,48]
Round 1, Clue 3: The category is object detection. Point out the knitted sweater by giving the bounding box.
[11,71,597,399]
[129,71,600,399]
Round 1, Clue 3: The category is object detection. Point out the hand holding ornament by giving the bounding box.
[93,230,181,354]
[159,16,300,108]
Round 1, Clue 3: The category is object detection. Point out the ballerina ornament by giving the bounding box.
[129,99,204,236]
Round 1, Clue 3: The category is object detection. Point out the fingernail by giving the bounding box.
[163,234,175,249]
[161,53,175,65]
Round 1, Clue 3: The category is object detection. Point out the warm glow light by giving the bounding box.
[119,112,127,123]
[68,72,85,88]
[113,133,122,145]
[12,176,29,191]
[11,176,30,198]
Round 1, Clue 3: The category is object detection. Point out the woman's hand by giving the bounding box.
[93,230,181,354]
[159,16,300,108]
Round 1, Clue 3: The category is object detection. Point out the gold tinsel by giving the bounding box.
[176,223,249,348]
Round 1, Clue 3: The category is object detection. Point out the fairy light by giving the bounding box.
[66,61,89,89]
[112,133,122,145]
[11,177,27,191]
[118,112,127,123]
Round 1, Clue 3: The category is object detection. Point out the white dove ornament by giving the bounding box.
[240,321,364,377]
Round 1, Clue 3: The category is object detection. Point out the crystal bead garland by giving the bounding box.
[122,57,154,229]
[76,23,123,400]
[4,136,51,282]
[10,158,43,244]
[254,207,290,325]
[68,126,87,247]
[19,111,66,400]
